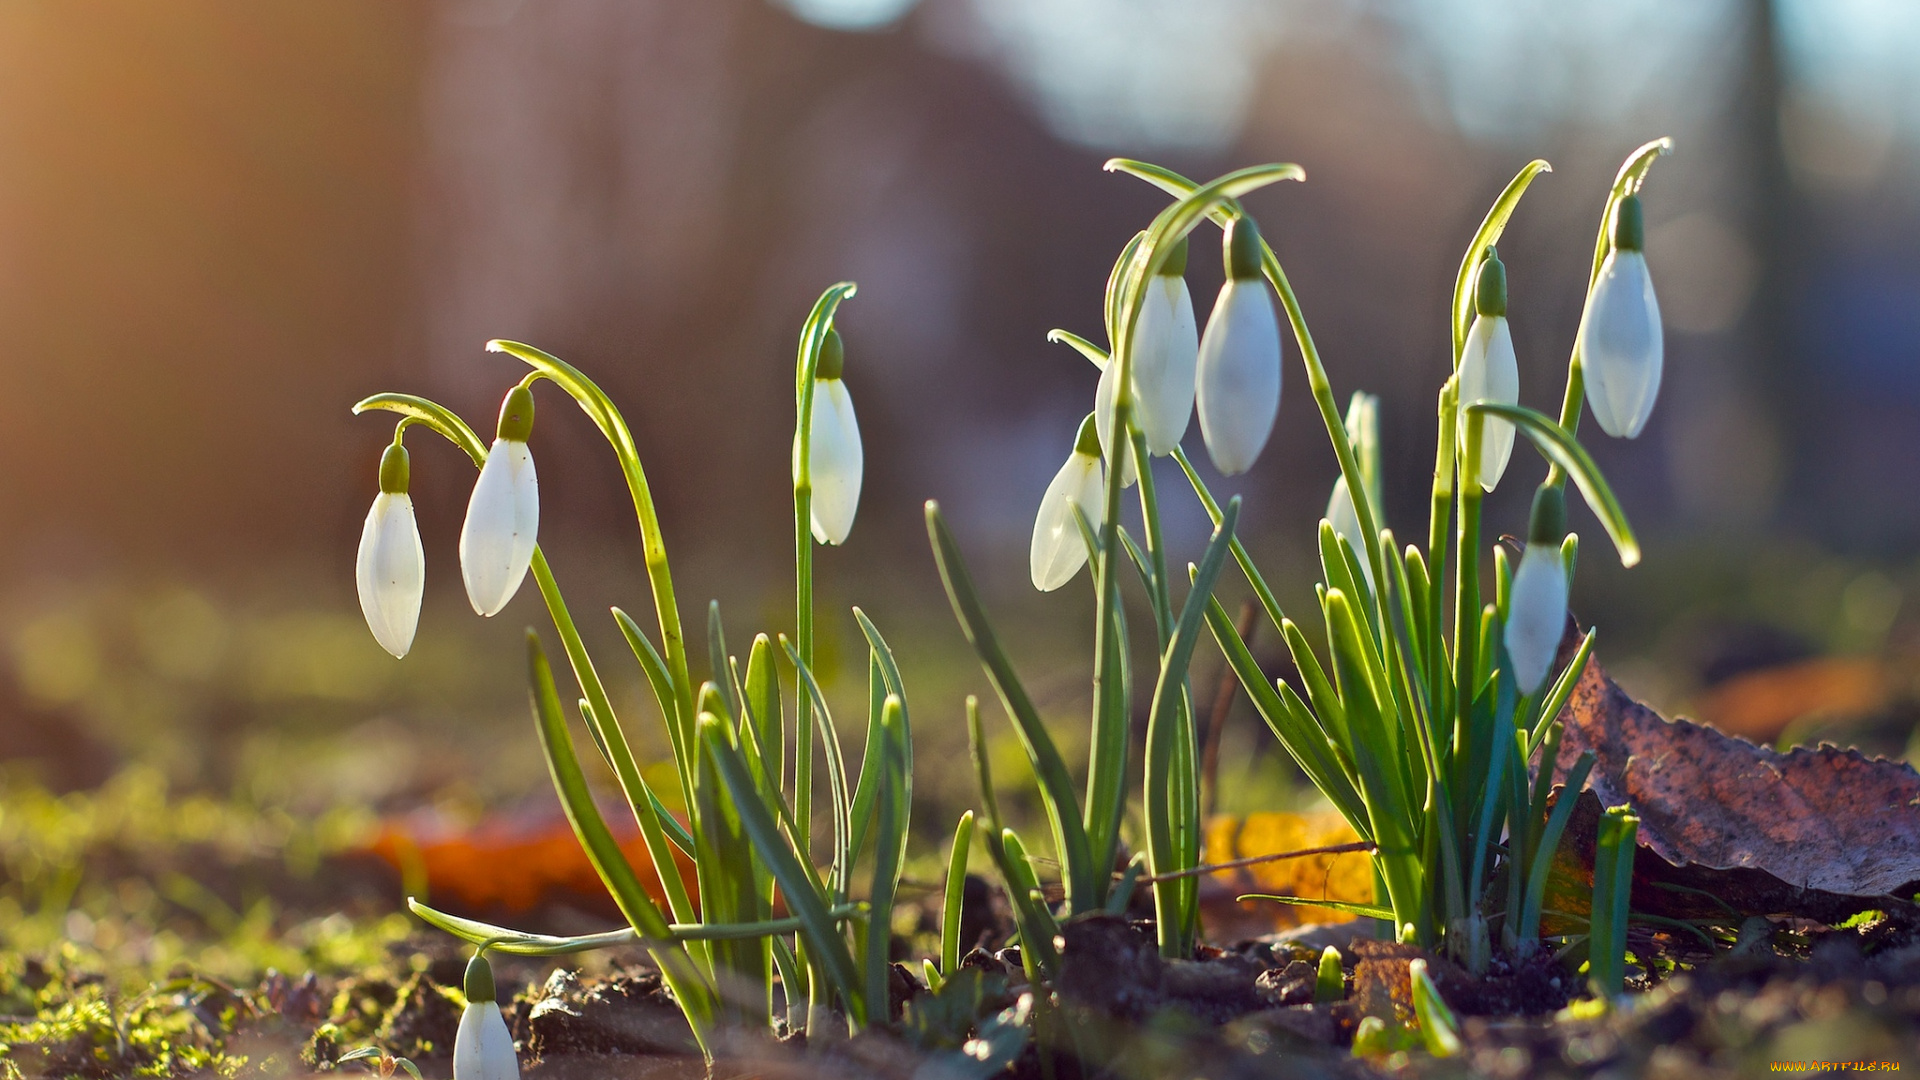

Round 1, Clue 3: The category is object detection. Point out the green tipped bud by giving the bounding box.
[1074,411,1102,457]
[1611,194,1645,253]
[1159,235,1189,277]
[496,385,535,442]
[378,442,410,495]
[1315,945,1345,1003]
[1474,249,1508,318]
[1224,216,1264,281]
[1528,483,1567,546]
[464,952,496,1003]
[816,328,844,381]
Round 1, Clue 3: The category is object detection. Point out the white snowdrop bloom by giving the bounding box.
[356,442,424,659]
[1504,486,1570,695]
[803,329,863,545]
[1092,356,1138,488]
[1577,194,1663,439]
[454,953,519,1080]
[1031,414,1107,592]
[1325,474,1373,590]
[1196,217,1282,476]
[1457,252,1520,491]
[1130,239,1200,456]
[460,386,539,617]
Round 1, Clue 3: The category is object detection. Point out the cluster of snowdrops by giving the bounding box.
[348,142,1670,1075]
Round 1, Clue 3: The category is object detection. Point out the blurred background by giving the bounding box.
[2,0,1919,950]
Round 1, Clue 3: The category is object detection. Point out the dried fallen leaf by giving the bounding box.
[1553,649,1920,916]
[1693,656,1889,742]
[1199,812,1374,939]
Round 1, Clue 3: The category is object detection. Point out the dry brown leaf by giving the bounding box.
[1692,656,1889,742]
[1199,811,1374,940]
[1553,649,1920,914]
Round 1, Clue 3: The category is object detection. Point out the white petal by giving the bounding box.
[1093,361,1138,487]
[1325,476,1373,590]
[1132,275,1199,456]
[1504,542,1570,695]
[1578,250,1663,438]
[454,1001,520,1080]
[1456,314,1520,491]
[808,378,863,545]
[357,493,424,658]
[459,439,539,617]
[1030,452,1105,591]
[1196,279,1282,476]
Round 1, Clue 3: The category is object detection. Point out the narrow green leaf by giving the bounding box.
[1529,629,1596,755]
[745,634,784,799]
[1517,750,1597,945]
[1409,958,1462,1057]
[942,811,976,975]
[1238,895,1394,922]
[1452,160,1552,361]
[1046,328,1109,369]
[1464,402,1639,567]
[780,637,852,899]
[864,697,910,1020]
[926,501,1095,912]
[614,608,693,789]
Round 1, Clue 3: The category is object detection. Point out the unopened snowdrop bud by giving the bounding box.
[1031,413,1107,592]
[460,386,539,617]
[805,329,863,545]
[1504,484,1570,695]
[1132,237,1200,456]
[1457,250,1520,491]
[356,441,424,659]
[1578,194,1663,438]
[454,952,519,1080]
[1196,216,1282,476]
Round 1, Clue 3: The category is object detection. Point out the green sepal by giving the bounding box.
[1160,234,1189,276]
[1528,483,1567,545]
[1474,251,1508,318]
[817,328,845,380]
[1611,194,1645,253]
[1225,216,1264,280]
[1074,412,1102,457]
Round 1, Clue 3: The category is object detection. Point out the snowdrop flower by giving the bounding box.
[454,952,519,1080]
[1577,194,1663,438]
[1196,216,1282,476]
[356,441,424,659]
[459,385,539,617]
[1457,250,1520,491]
[1031,413,1106,592]
[803,328,863,545]
[1504,484,1570,696]
[1131,236,1200,456]
[1325,474,1373,590]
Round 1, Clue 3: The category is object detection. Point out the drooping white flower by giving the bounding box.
[1325,474,1373,590]
[1092,358,1138,488]
[803,329,863,545]
[1577,194,1663,439]
[1131,239,1200,456]
[460,386,539,617]
[356,442,424,658]
[1504,485,1570,695]
[1031,413,1107,592]
[454,953,519,1080]
[1196,217,1282,476]
[1457,251,1519,491]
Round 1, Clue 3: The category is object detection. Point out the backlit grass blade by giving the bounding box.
[941,811,976,975]
[847,652,887,864]
[1529,629,1595,754]
[780,637,852,898]
[745,634,784,800]
[1144,498,1239,955]
[1516,750,1596,946]
[927,501,1096,912]
[409,900,865,952]
[864,697,910,1020]
[691,703,768,1026]
[1046,328,1109,369]
[1452,160,1552,361]
[1464,402,1639,567]
[614,608,694,791]
[701,712,866,1028]
[1239,895,1393,922]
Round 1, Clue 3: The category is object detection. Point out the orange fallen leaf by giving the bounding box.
[1692,656,1889,742]
[1199,811,1374,940]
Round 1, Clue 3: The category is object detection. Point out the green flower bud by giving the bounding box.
[1224,216,1264,281]
[496,385,535,443]
[1474,249,1507,318]
[1611,194,1645,253]
[816,328,844,381]
[464,952,496,1003]
[378,442,410,496]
